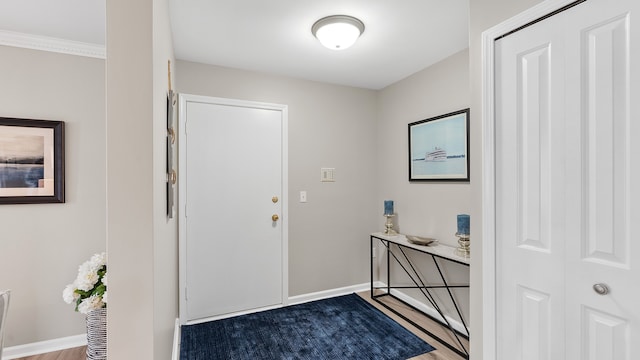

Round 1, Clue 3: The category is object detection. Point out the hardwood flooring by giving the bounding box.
[16,292,467,360]
[357,291,468,360]
[13,346,86,360]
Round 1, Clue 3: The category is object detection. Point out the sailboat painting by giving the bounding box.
[408,109,469,181]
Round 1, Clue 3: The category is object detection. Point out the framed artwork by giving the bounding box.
[0,117,65,203]
[408,109,469,181]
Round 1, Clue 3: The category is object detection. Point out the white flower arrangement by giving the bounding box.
[62,252,107,314]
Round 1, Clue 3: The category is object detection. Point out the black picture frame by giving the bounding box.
[0,117,65,204]
[408,109,470,182]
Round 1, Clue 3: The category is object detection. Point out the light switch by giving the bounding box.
[320,168,335,182]
[299,191,307,203]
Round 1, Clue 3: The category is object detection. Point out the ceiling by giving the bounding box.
[0,0,469,90]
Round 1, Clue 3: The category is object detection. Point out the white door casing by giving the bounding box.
[486,0,639,358]
[178,94,289,325]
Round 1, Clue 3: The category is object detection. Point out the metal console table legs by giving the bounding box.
[370,233,470,359]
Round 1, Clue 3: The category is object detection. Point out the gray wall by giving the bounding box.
[0,45,106,346]
[376,49,470,242]
[176,61,380,296]
[376,48,471,323]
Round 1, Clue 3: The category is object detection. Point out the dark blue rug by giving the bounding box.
[180,293,435,360]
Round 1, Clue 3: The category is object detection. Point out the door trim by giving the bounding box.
[481,0,581,358]
[177,93,289,325]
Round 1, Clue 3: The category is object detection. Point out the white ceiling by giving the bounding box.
[0,0,469,90]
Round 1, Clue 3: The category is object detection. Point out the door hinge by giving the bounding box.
[185,287,188,301]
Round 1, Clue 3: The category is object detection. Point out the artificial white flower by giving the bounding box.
[89,252,107,269]
[78,295,104,314]
[63,252,107,313]
[62,283,79,304]
[75,265,100,292]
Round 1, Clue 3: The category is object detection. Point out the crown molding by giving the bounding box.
[0,30,105,59]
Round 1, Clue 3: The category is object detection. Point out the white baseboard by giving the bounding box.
[287,282,371,305]
[183,282,372,326]
[172,318,180,360]
[2,334,86,360]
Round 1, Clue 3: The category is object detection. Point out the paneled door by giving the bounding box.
[178,94,288,324]
[495,0,639,358]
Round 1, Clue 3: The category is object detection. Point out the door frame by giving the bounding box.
[177,93,289,324]
[481,0,582,358]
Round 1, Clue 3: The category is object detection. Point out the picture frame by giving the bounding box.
[0,117,65,203]
[408,109,469,181]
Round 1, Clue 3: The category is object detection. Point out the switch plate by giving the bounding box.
[299,191,307,203]
[320,168,335,182]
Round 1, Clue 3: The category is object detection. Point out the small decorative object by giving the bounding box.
[455,214,470,258]
[0,117,65,204]
[406,235,437,246]
[62,253,107,360]
[166,60,177,218]
[383,200,397,235]
[408,109,470,181]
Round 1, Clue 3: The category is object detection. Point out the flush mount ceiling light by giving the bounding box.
[312,15,365,51]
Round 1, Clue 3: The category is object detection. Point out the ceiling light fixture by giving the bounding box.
[312,15,365,51]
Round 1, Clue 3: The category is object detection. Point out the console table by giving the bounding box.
[370,232,470,359]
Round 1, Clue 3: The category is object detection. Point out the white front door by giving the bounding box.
[495,0,639,358]
[178,94,288,324]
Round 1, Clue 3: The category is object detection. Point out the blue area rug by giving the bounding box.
[180,293,435,360]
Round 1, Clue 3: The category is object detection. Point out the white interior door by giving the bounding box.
[178,94,288,324]
[495,0,639,358]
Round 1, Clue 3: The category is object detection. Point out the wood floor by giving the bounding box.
[357,291,468,360]
[16,292,467,360]
[13,346,86,360]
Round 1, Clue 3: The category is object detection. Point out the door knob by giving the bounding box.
[272,214,279,221]
[593,283,609,295]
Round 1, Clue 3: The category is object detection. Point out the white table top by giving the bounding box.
[371,232,470,265]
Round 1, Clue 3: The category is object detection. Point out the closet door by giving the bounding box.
[495,15,567,359]
[563,1,639,358]
[495,0,639,358]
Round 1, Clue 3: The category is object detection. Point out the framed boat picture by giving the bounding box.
[0,117,65,204]
[408,109,469,181]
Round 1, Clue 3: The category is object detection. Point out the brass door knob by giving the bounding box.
[272,214,279,221]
